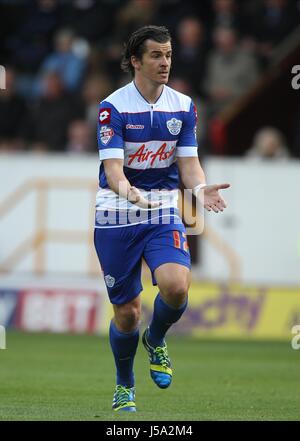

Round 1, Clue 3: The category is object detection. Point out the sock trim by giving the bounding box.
[110,320,139,337]
[158,293,188,311]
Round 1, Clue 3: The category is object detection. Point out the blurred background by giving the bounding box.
[0,0,300,341]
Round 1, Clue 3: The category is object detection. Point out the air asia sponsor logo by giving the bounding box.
[128,143,175,167]
[166,118,182,135]
[100,125,114,145]
[126,124,144,130]
[104,274,115,288]
[99,108,111,124]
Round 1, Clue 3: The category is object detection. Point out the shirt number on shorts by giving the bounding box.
[173,231,189,251]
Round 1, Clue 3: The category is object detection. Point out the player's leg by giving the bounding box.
[148,262,190,346]
[142,264,190,388]
[110,296,141,412]
[143,227,191,388]
[94,226,143,411]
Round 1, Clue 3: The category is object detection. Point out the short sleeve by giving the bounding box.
[97,101,124,160]
[176,100,198,157]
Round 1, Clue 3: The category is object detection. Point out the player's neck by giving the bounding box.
[133,77,164,104]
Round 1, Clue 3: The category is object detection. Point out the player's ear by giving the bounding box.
[131,55,141,71]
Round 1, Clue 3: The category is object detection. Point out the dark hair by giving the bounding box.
[121,25,171,76]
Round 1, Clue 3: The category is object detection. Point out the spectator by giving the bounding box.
[203,26,259,114]
[246,0,300,63]
[1,0,298,157]
[0,67,26,151]
[115,0,160,40]
[66,120,93,154]
[103,0,160,84]
[171,17,208,95]
[39,28,87,93]
[245,127,290,159]
[212,0,241,30]
[211,0,256,50]
[59,0,118,44]
[3,0,60,73]
[168,76,207,150]
[25,71,84,151]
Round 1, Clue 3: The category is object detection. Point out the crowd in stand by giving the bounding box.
[0,0,300,156]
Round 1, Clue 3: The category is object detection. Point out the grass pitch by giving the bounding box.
[0,331,299,421]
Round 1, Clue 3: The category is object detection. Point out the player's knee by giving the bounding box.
[114,304,141,333]
[160,278,190,308]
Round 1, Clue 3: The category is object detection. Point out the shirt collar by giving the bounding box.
[131,80,165,106]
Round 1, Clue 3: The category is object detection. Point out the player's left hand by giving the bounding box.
[203,183,230,213]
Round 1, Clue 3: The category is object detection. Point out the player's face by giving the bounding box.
[134,39,172,85]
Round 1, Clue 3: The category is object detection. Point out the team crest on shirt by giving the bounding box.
[104,274,115,288]
[99,125,114,145]
[166,118,182,135]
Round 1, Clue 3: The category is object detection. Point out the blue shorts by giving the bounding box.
[94,221,191,305]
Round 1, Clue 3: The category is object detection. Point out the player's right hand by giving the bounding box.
[203,183,230,213]
[127,186,162,209]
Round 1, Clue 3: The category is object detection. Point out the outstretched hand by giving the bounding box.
[203,183,230,213]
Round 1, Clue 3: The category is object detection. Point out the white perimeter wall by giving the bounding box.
[201,158,300,285]
[0,153,299,285]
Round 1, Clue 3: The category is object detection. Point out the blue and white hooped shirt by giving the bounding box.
[96,81,198,226]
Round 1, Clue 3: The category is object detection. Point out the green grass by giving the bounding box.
[0,331,299,421]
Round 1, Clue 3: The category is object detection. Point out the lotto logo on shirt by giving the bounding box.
[99,108,111,124]
[100,125,114,145]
